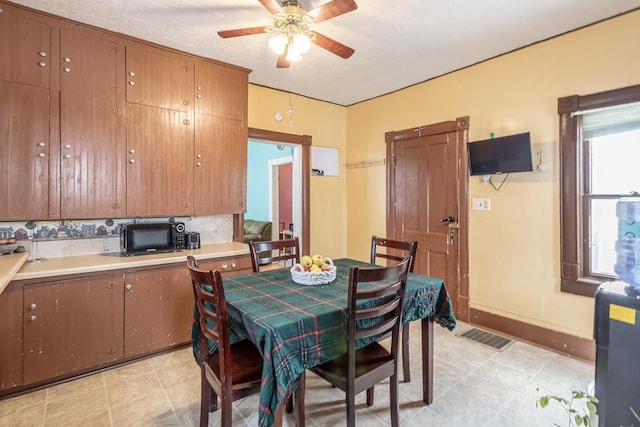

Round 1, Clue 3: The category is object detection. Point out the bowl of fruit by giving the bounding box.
[290,254,336,286]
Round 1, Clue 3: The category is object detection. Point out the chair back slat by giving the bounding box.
[370,235,418,273]
[249,237,300,272]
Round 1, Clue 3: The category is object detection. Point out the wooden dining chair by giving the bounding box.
[249,237,300,272]
[305,257,411,427]
[370,235,418,383]
[187,256,264,427]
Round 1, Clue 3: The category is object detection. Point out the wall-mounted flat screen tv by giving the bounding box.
[467,132,533,176]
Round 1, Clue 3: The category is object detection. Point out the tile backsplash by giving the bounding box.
[0,215,233,259]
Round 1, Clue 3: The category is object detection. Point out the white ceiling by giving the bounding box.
[8,0,640,106]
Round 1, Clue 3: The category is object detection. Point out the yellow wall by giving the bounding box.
[249,11,640,339]
[345,10,640,339]
[248,85,348,258]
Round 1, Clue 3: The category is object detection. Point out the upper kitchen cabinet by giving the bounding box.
[194,114,247,215]
[0,81,50,220]
[59,25,126,219]
[125,42,193,112]
[0,5,51,88]
[126,103,194,217]
[194,60,248,120]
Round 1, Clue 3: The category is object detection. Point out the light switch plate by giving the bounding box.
[473,198,491,211]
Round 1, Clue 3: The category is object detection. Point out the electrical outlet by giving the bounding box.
[472,198,491,211]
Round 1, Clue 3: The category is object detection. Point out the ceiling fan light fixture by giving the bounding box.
[269,33,288,55]
[292,33,311,54]
[285,48,302,62]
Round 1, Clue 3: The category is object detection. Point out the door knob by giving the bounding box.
[440,216,455,223]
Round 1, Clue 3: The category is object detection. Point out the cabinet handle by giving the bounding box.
[63,57,71,63]
[37,142,46,147]
[63,154,71,159]
[128,71,135,77]
[64,144,71,149]
[37,152,45,158]
[183,119,190,126]
[30,315,37,321]
[63,67,71,73]
[231,263,236,269]
[196,94,202,99]
[38,51,47,57]
[30,303,37,310]
[126,284,133,290]
[221,264,228,269]
[129,159,136,164]
[196,154,202,159]
[129,149,136,154]
[196,162,202,167]
[38,61,46,67]
[196,86,201,91]
[128,81,135,86]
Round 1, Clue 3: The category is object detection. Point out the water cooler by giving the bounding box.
[594,198,640,426]
[594,282,640,426]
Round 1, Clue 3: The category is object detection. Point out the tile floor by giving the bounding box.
[0,321,595,427]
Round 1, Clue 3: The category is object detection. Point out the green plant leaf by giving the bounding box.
[574,414,583,425]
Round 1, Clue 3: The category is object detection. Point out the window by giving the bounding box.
[558,85,640,296]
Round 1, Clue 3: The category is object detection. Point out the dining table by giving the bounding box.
[191,257,457,427]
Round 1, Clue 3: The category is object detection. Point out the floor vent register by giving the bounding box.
[456,327,513,351]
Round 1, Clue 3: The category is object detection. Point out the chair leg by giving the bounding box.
[286,395,293,413]
[199,369,210,427]
[366,386,374,406]
[402,322,411,382]
[346,389,356,427]
[220,394,233,427]
[390,374,399,427]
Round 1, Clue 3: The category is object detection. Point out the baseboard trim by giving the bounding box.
[469,308,595,363]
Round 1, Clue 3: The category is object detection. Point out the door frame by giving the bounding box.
[385,117,470,321]
[268,155,294,241]
[234,128,311,256]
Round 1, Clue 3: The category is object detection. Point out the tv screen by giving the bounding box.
[467,132,533,176]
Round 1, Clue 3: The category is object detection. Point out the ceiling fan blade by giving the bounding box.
[312,32,354,59]
[277,48,290,68]
[308,0,357,24]
[258,0,283,14]
[218,26,270,38]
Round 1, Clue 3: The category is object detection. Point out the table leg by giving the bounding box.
[421,316,434,404]
[293,371,306,427]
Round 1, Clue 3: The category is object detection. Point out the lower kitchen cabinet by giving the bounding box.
[197,254,253,277]
[123,263,193,357]
[0,283,24,392]
[23,273,124,385]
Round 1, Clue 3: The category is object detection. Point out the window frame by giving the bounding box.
[558,84,640,297]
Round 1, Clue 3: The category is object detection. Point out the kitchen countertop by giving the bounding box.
[0,252,30,294]
[7,242,249,286]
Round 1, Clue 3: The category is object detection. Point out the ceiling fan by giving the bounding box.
[218,0,357,68]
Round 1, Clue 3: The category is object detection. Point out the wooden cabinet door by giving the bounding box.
[0,283,24,392]
[123,264,193,358]
[125,42,192,112]
[126,103,194,216]
[0,5,50,88]
[194,113,246,214]
[23,274,124,384]
[59,26,125,218]
[194,60,248,120]
[0,81,50,220]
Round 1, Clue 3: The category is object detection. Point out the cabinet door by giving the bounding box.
[194,60,248,120]
[0,81,50,220]
[126,103,194,216]
[0,283,24,392]
[194,113,246,214]
[60,26,125,218]
[0,6,50,88]
[125,42,193,111]
[23,274,124,385]
[123,264,193,358]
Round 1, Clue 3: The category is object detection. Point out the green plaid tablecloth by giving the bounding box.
[191,258,456,427]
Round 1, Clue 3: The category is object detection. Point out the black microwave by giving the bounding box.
[120,222,185,256]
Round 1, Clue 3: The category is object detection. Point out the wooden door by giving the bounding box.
[59,26,125,218]
[194,60,248,120]
[125,42,192,112]
[279,162,293,231]
[123,264,193,357]
[387,118,469,319]
[194,113,247,214]
[23,274,124,384]
[0,283,24,392]
[0,81,50,220]
[126,103,194,216]
[0,6,50,88]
